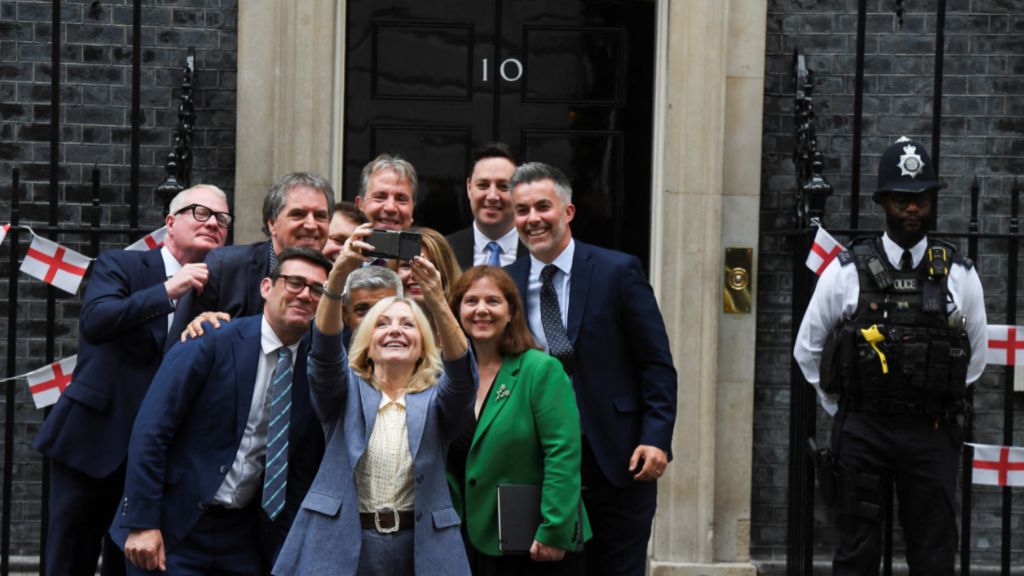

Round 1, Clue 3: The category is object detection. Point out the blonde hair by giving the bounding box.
[348,297,442,394]
[415,227,461,299]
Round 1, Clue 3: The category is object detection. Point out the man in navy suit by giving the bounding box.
[114,247,331,575]
[446,142,528,269]
[32,184,231,576]
[169,171,334,342]
[505,162,677,576]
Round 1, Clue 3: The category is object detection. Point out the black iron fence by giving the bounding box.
[784,2,1024,571]
[0,1,195,569]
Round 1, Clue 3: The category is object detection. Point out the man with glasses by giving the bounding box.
[33,185,230,576]
[114,248,331,575]
[169,171,335,343]
[794,137,988,575]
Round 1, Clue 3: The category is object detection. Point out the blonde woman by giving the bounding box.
[274,224,476,576]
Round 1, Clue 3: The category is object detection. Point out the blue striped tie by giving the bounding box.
[485,241,502,267]
[262,347,292,520]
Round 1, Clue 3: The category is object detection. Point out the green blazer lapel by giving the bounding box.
[472,354,524,448]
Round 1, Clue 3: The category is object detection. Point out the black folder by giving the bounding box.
[496,484,584,554]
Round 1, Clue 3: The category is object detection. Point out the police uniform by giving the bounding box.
[793,138,988,575]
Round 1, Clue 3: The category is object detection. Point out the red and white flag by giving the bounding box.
[0,223,9,247]
[971,443,1024,487]
[20,236,91,294]
[806,226,845,276]
[986,325,1024,366]
[125,226,168,251]
[25,356,76,409]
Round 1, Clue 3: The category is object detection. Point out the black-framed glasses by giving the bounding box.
[174,203,233,228]
[272,274,325,299]
[887,194,932,211]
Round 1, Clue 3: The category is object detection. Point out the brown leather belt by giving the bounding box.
[359,510,414,532]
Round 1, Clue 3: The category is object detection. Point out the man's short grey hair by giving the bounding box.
[358,153,418,202]
[509,162,573,204]
[261,172,336,237]
[168,184,228,215]
[343,266,404,305]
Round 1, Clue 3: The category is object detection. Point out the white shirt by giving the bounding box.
[526,239,575,351]
[159,246,183,333]
[355,394,415,513]
[472,224,520,267]
[212,316,300,507]
[793,233,988,416]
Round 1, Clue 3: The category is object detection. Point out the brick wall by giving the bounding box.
[0,0,237,556]
[755,0,1024,570]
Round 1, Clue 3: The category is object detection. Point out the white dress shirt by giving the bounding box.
[212,316,300,508]
[793,233,988,416]
[355,394,416,513]
[526,239,575,351]
[159,246,183,333]
[472,224,520,267]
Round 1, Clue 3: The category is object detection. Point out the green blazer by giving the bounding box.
[453,348,592,556]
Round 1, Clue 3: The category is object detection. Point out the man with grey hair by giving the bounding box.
[169,171,335,341]
[337,265,403,348]
[33,184,231,576]
[354,153,417,231]
[505,162,678,575]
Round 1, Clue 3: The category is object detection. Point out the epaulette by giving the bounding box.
[836,250,854,266]
[953,253,974,271]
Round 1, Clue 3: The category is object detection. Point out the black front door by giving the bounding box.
[344,0,655,264]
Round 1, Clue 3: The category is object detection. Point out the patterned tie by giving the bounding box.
[268,249,278,276]
[485,241,502,267]
[540,265,575,377]
[900,249,913,272]
[261,347,292,520]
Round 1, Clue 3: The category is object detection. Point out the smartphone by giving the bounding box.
[364,229,422,261]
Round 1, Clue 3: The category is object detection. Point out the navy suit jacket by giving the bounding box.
[33,248,173,479]
[446,226,528,270]
[112,315,320,557]
[506,241,677,487]
[166,241,272,349]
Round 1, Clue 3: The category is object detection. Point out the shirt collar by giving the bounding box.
[160,245,183,278]
[260,316,301,357]
[378,393,407,410]
[472,223,519,256]
[529,238,575,278]
[881,233,927,269]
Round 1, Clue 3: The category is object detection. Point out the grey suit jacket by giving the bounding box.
[272,329,476,576]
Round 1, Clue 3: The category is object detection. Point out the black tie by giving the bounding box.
[540,265,574,377]
[900,249,913,271]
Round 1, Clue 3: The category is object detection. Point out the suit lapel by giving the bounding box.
[405,390,429,460]
[566,244,592,344]
[471,354,522,448]
[142,249,169,351]
[249,242,270,313]
[233,318,261,438]
[288,337,310,446]
[360,381,382,454]
[509,259,530,315]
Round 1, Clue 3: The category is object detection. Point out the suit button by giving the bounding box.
[219,465,229,474]
[416,474,424,484]
[468,479,476,487]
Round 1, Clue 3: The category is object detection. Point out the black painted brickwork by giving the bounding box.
[0,0,237,556]
[755,0,1024,571]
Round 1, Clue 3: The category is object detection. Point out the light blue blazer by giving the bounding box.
[273,328,476,576]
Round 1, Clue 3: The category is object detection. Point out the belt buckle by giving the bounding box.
[374,508,399,534]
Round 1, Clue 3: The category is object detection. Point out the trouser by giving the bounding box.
[46,460,127,576]
[127,503,264,576]
[580,439,657,576]
[832,410,960,576]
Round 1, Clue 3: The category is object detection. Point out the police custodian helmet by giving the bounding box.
[872,136,947,203]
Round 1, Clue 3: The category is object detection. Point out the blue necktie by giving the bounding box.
[540,265,574,377]
[485,241,502,267]
[262,347,292,520]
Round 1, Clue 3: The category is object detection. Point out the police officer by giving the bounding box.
[794,136,988,575]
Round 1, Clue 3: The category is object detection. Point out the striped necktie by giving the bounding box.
[261,346,292,520]
[485,241,502,267]
[540,265,575,377]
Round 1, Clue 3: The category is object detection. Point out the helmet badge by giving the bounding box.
[898,144,925,179]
